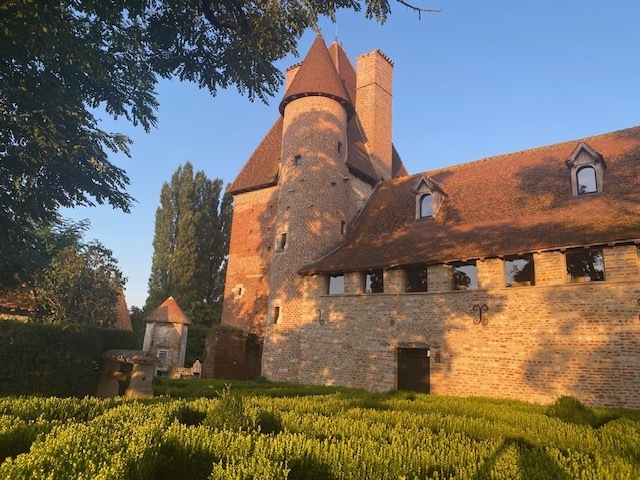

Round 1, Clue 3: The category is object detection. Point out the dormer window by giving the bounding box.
[566,142,606,196]
[412,175,446,220]
[419,194,433,218]
[577,166,597,194]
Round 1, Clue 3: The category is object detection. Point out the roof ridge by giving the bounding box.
[418,125,640,178]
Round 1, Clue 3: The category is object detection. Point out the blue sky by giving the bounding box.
[63,1,640,308]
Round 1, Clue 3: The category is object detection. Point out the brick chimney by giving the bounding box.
[355,50,394,180]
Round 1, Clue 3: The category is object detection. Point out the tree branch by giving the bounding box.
[396,0,441,19]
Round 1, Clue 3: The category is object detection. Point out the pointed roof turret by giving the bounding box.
[279,34,354,119]
[145,296,192,325]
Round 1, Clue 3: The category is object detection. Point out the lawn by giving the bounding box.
[0,379,638,479]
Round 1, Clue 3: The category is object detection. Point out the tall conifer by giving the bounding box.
[146,163,231,325]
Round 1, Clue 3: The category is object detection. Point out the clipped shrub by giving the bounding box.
[0,320,139,397]
[256,410,283,435]
[546,395,600,427]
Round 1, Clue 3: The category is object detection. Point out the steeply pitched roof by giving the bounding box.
[279,34,354,119]
[115,292,133,331]
[145,296,192,325]
[228,118,282,195]
[328,40,357,102]
[301,126,640,274]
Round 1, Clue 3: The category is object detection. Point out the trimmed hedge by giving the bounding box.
[0,320,139,397]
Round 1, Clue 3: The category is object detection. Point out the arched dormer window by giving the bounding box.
[420,194,433,218]
[412,175,446,220]
[576,166,597,194]
[566,142,606,196]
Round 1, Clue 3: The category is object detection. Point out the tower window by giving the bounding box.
[420,194,433,218]
[341,221,346,235]
[294,155,302,166]
[276,232,288,251]
[338,141,342,153]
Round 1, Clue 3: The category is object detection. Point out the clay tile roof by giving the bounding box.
[301,126,640,274]
[114,292,133,331]
[328,40,357,102]
[145,296,192,325]
[279,34,354,119]
[392,145,409,178]
[228,118,282,195]
[345,118,378,183]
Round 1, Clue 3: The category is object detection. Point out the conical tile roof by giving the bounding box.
[145,296,192,325]
[279,34,354,119]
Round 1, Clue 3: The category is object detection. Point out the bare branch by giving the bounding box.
[396,0,441,20]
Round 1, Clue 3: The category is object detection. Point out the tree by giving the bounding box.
[146,162,231,325]
[30,220,126,326]
[0,0,436,288]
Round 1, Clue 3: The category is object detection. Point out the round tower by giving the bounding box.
[262,35,355,381]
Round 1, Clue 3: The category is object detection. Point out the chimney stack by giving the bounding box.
[355,50,394,180]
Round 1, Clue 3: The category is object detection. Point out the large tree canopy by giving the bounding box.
[146,162,232,325]
[0,0,432,287]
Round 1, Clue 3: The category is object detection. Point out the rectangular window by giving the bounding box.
[566,248,605,283]
[294,155,301,166]
[405,265,427,292]
[363,269,384,293]
[157,349,169,367]
[328,274,344,295]
[272,305,280,324]
[341,221,346,235]
[276,232,287,251]
[505,254,535,287]
[337,141,342,153]
[452,261,478,290]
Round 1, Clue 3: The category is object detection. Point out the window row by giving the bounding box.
[324,248,606,295]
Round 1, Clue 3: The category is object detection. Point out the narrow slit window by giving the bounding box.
[294,155,302,166]
[341,221,346,235]
[272,305,281,324]
[276,232,287,251]
[338,141,342,153]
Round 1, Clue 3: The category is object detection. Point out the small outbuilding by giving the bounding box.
[142,297,191,375]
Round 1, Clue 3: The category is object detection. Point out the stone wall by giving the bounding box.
[292,246,640,408]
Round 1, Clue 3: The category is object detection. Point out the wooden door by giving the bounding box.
[397,348,430,393]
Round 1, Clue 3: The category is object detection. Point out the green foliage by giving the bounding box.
[0,0,395,290]
[146,163,231,325]
[546,395,601,427]
[184,324,210,367]
[0,387,638,479]
[0,320,138,397]
[25,219,126,327]
[0,388,638,479]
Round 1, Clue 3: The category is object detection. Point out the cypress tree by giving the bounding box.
[146,163,232,325]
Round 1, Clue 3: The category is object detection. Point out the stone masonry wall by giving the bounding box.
[295,246,640,408]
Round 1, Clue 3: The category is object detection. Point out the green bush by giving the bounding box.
[0,320,139,397]
[546,395,600,427]
[0,388,638,479]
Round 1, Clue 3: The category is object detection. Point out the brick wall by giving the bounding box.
[293,245,640,408]
[356,50,393,180]
[221,187,277,333]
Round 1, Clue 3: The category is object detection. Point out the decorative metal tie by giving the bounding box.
[472,304,489,325]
